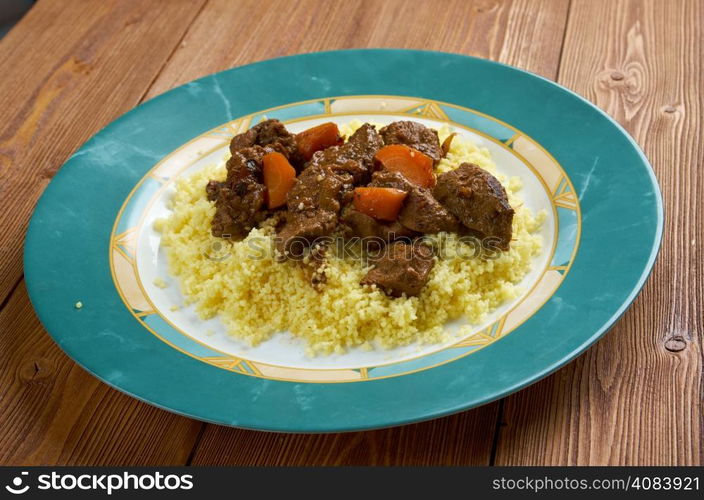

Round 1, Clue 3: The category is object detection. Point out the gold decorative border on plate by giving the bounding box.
[109,95,582,383]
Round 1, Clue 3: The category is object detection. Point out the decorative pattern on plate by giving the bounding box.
[109,95,581,383]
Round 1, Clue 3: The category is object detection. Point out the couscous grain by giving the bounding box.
[157,123,544,355]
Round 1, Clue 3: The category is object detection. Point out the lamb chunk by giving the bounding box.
[369,169,415,192]
[398,188,460,233]
[229,129,257,152]
[342,208,417,245]
[224,145,268,182]
[328,159,369,185]
[208,146,269,239]
[379,121,442,163]
[370,170,459,233]
[229,119,298,160]
[206,180,224,202]
[275,210,337,258]
[276,155,358,258]
[309,148,368,184]
[286,164,353,214]
[209,177,266,239]
[361,241,435,297]
[209,122,299,241]
[344,123,385,173]
[433,163,514,250]
[307,123,383,184]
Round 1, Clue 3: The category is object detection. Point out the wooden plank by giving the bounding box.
[190,406,499,466]
[0,0,207,305]
[0,283,202,465]
[166,0,570,465]
[495,0,703,465]
[0,0,209,466]
[146,0,569,99]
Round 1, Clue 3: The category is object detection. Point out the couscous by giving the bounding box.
[155,121,544,355]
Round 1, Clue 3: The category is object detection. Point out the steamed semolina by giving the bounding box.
[157,122,544,355]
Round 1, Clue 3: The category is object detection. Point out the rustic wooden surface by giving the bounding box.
[0,0,699,466]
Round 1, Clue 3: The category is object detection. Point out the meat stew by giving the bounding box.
[207,119,515,297]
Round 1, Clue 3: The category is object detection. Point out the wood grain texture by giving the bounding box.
[190,405,499,466]
[146,0,569,100]
[163,0,569,466]
[494,0,703,465]
[0,0,207,305]
[0,0,209,466]
[0,283,202,465]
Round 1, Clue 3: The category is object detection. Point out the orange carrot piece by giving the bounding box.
[296,122,343,161]
[262,152,296,209]
[374,144,435,188]
[353,187,408,221]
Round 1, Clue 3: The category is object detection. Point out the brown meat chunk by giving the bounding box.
[370,170,459,233]
[229,119,298,160]
[433,163,514,250]
[276,162,354,258]
[226,145,267,181]
[307,123,383,184]
[328,159,369,185]
[208,146,270,239]
[361,241,435,297]
[229,129,257,152]
[369,168,415,191]
[398,189,460,233]
[206,180,224,202]
[209,177,266,240]
[275,210,337,258]
[286,164,353,214]
[344,123,385,173]
[379,121,442,163]
[342,208,417,244]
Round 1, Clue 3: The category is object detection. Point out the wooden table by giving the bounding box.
[0,0,700,466]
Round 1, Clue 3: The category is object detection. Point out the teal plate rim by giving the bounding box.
[24,49,664,432]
